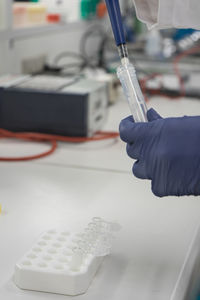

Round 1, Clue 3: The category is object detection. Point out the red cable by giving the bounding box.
[0,140,57,162]
[141,45,200,101]
[2,45,199,162]
[0,129,119,161]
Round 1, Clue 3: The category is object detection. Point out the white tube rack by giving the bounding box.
[14,218,120,296]
[14,229,104,296]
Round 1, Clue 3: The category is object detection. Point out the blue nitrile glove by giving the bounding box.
[119,108,200,197]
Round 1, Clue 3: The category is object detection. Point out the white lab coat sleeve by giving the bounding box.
[133,0,159,29]
[133,0,200,30]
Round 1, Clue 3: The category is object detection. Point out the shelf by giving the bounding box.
[11,21,83,40]
[0,21,83,42]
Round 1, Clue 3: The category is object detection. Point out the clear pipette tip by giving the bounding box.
[117,44,147,122]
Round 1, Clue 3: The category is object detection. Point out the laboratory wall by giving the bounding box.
[0,41,9,74]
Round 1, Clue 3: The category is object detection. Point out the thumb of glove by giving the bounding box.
[147,108,162,122]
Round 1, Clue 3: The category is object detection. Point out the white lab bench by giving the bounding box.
[1,96,200,299]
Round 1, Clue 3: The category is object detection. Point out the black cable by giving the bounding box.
[53,51,86,66]
[50,50,87,76]
[50,25,113,74]
[79,24,108,69]
[60,63,85,76]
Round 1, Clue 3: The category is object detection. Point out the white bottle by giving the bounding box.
[145,29,162,58]
[64,0,80,22]
[40,0,68,23]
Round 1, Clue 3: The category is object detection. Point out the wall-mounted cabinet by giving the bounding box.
[0,0,81,42]
[0,0,102,74]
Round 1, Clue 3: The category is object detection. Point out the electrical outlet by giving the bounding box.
[22,54,47,74]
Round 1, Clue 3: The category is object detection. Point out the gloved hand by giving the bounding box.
[119,108,200,197]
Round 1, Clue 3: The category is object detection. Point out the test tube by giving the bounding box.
[117,60,148,123]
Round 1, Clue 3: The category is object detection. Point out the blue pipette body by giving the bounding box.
[105,0,148,122]
[105,0,126,47]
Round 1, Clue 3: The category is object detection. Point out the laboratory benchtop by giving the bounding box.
[1,96,200,300]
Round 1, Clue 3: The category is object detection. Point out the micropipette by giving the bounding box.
[105,0,148,122]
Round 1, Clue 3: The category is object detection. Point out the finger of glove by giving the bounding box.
[132,160,149,179]
[126,142,141,159]
[119,116,149,144]
[147,108,162,122]
[151,180,165,198]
